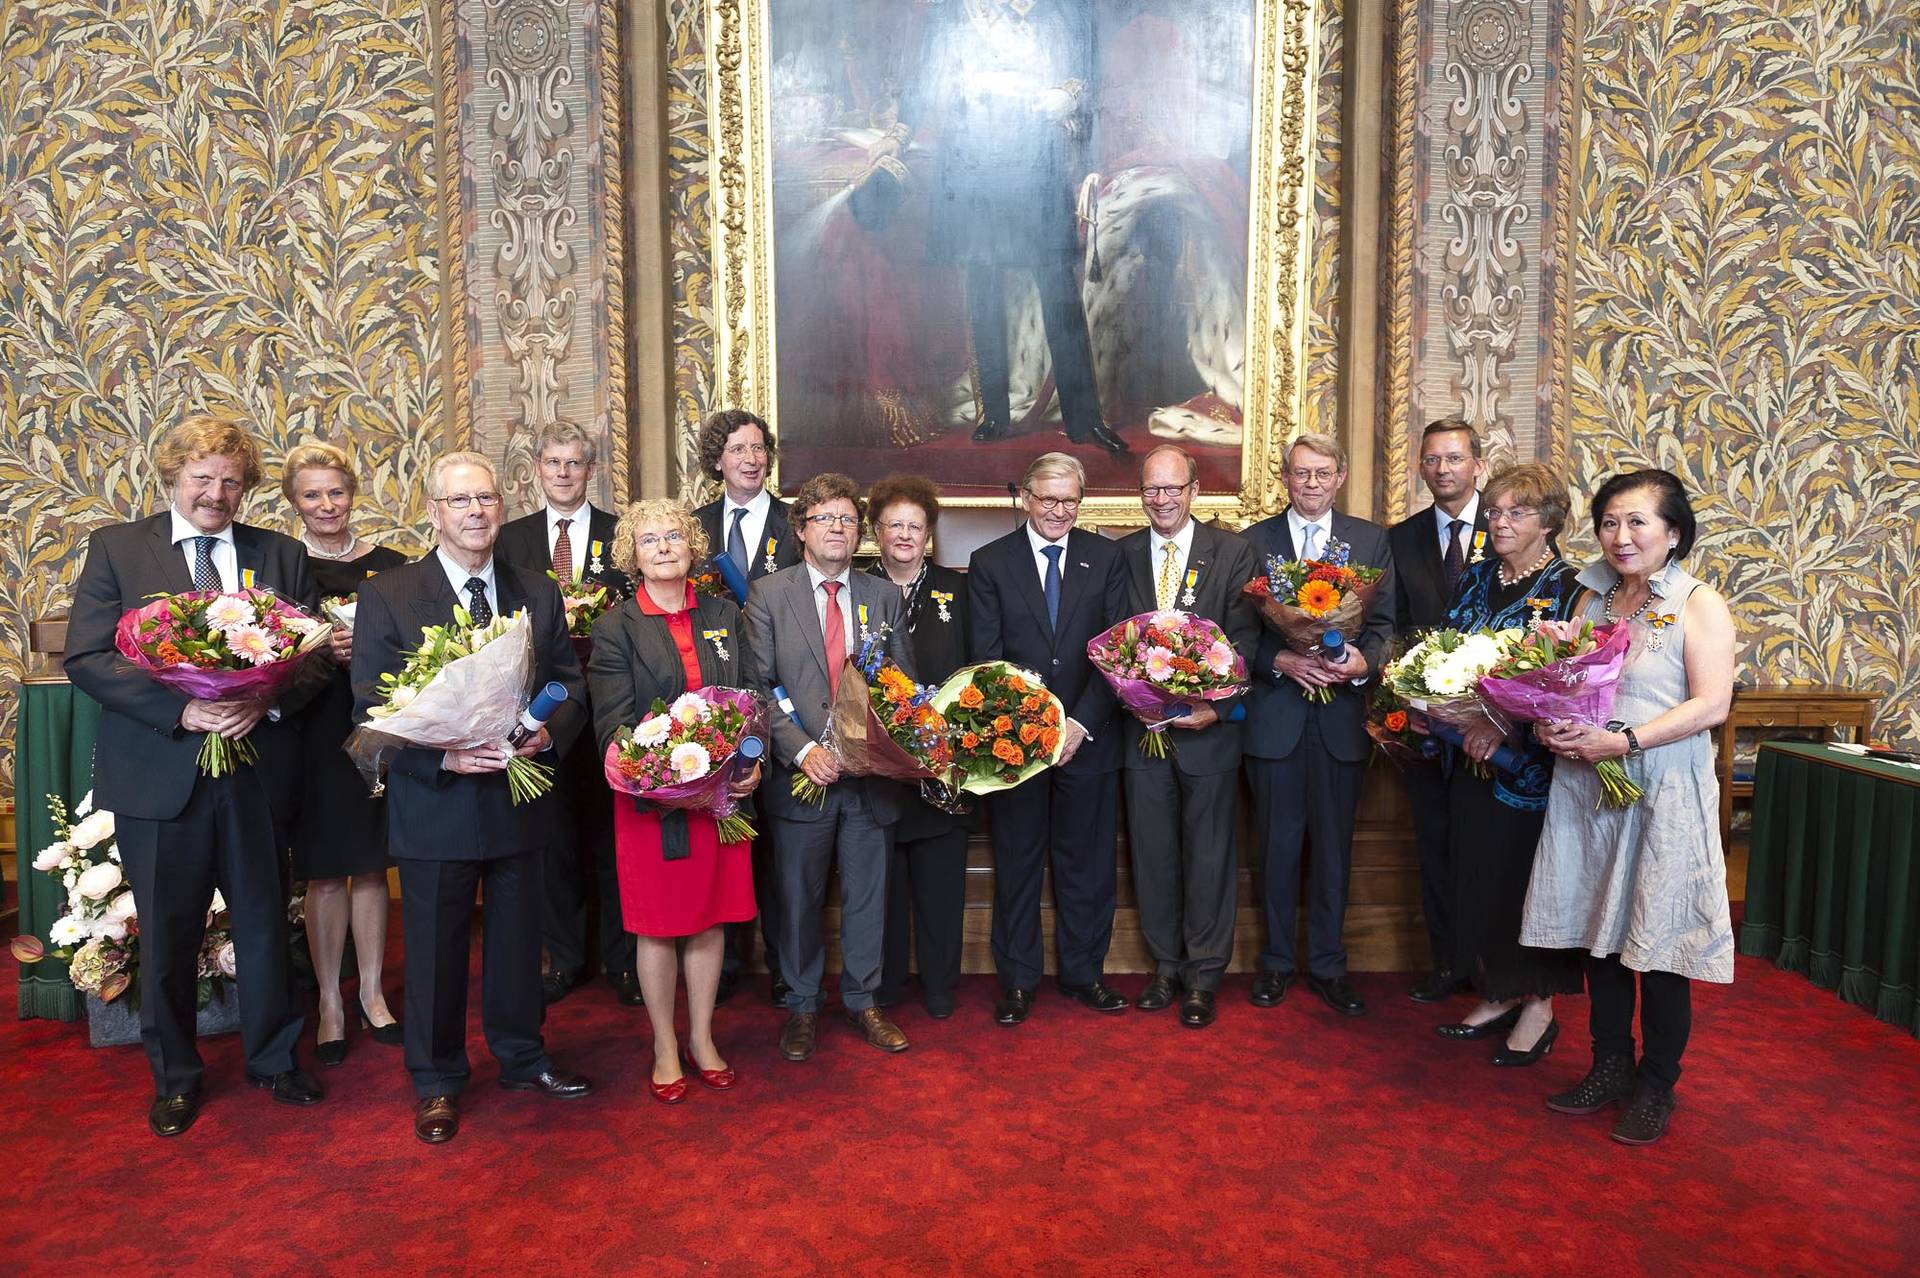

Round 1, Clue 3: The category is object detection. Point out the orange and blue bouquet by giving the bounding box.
[931,661,1066,792]
[1241,538,1384,702]
[114,589,332,776]
[604,686,765,844]
[1086,609,1248,757]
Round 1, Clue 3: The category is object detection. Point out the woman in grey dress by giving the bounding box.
[1522,469,1736,1146]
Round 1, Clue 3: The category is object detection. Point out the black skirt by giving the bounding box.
[1446,767,1583,1002]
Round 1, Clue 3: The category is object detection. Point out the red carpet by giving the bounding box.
[3,946,1918,1275]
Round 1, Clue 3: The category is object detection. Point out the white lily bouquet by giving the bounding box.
[1382,627,1520,734]
[346,606,556,804]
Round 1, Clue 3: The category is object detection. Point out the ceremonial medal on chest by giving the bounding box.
[241,568,257,590]
[857,602,872,642]
[703,627,731,663]
[930,589,954,623]
[765,535,779,566]
[1180,565,1200,609]
[1526,597,1553,630]
[1469,531,1487,565]
[588,539,605,576]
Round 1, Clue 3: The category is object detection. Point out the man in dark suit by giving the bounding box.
[494,423,634,1009]
[743,472,917,1062]
[351,450,592,1145]
[1117,444,1260,1029]
[967,452,1131,1026]
[688,408,800,1004]
[1386,417,1487,1002]
[64,416,326,1137]
[1243,432,1397,1019]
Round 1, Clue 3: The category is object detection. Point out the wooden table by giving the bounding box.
[1718,684,1880,845]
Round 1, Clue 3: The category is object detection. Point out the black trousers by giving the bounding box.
[118,776,302,1097]
[967,262,1103,436]
[1248,720,1364,979]
[542,756,634,982]
[880,826,970,1002]
[1586,954,1693,1090]
[988,767,1119,991]
[1405,757,1454,970]
[1123,760,1240,992]
[724,827,781,981]
[397,850,552,1098]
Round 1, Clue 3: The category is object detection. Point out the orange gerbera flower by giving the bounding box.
[958,683,985,710]
[961,731,981,750]
[1296,579,1342,617]
[992,739,1025,766]
[992,715,1013,734]
[1019,722,1040,745]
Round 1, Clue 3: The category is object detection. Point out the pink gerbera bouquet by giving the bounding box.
[604,686,766,844]
[1087,609,1247,757]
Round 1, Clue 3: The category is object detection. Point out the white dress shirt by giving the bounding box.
[544,503,590,581]
[1286,506,1331,563]
[436,548,497,618]
[1026,522,1071,588]
[1433,491,1480,555]
[170,509,238,592]
[723,489,773,571]
[1149,519,1197,607]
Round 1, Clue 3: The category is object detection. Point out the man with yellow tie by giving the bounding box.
[1114,445,1260,1028]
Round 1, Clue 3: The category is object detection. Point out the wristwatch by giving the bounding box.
[1606,720,1643,758]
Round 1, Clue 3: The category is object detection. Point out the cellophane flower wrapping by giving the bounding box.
[824,628,954,782]
[603,686,765,842]
[1477,620,1631,729]
[1383,626,1519,734]
[1241,548,1384,655]
[931,661,1068,794]
[1086,610,1247,753]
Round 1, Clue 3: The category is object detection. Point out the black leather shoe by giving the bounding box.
[541,971,577,1006]
[1546,1053,1637,1115]
[1060,981,1130,1014]
[1435,1006,1522,1040]
[248,1068,324,1106]
[971,419,1010,443]
[1249,971,1295,1007]
[1610,1081,1677,1145]
[1179,988,1217,1028]
[358,1001,404,1046]
[769,974,792,1007]
[713,969,736,1006]
[315,1036,348,1068]
[149,1090,201,1138]
[1306,975,1367,1017]
[1135,974,1181,1011]
[1409,969,1468,1003]
[500,1069,593,1099]
[925,991,955,1020]
[1492,1018,1559,1067]
[414,1095,459,1144]
[994,988,1033,1026]
[610,970,645,1007]
[1068,422,1130,456]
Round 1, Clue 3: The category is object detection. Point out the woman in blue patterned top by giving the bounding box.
[1432,464,1587,1064]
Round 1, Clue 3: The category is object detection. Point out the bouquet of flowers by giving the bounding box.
[790,625,954,805]
[604,686,766,844]
[345,607,555,804]
[1241,539,1384,703]
[9,793,235,1010]
[1478,619,1643,807]
[113,589,332,776]
[322,595,357,630]
[930,661,1067,793]
[1383,627,1518,733]
[1364,684,1424,763]
[550,572,614,640]
[1086,609,1248,757]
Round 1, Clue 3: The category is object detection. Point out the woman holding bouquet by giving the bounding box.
[1432,463,1585,1064]
[1524,469,1736,1146]
[864,475,974,1019]
[281,442,407,1064]
[587,500,760,1102]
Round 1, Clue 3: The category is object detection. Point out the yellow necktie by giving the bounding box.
[1157,540,1180,610]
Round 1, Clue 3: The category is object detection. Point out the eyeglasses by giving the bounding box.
[636,531,687,549]
[1139,483,1192,501]
[1026,493,1082,513]
[1421,453,1474,468]
[432,492,502,510]
[723,443,770,460]
[878,520,926,536]
[805,513,860,529]
[1287,467,1341,485]
[540,457,589,474]
[1484,506,1539,524]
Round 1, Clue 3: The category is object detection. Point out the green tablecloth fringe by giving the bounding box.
[1774,937,1810,975]
[1837,966,1879,1008]
[1807,949,1843,988]
[1737,922,1780,958]
[17,973,83,1021]
[1874,983,1914,1028]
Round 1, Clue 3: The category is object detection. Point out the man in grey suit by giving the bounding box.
[1242,431,1397,1019]
[743,472,918,1061]
[1117,445,1260,1029]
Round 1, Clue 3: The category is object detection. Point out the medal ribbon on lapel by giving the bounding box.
[241,568,257,591]
[1180,566,1200,608]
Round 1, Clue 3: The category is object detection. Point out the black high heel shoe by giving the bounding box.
[315,1033,348,1068]
[1434,1005,1521,1040]
[1491,1017,1558,1067]
[359,998,404,1047]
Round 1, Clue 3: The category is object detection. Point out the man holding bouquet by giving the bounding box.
[65,414,325,1137]
[1242,432,1397,1018]
[351,450,592,1145]
[1117,445,1260,1029]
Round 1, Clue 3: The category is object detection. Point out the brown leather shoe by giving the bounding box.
[846,1006,909,1053]
[414,1095,459,1144]
[779,1011,819,1062]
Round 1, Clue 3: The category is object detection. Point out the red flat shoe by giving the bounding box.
[649,1075,688,1105]
[684,1049,737,1091]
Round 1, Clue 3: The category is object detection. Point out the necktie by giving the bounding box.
[1300,522,1322,563]
[1444,518,1467,593]
[728,508,750,576]
[552,517,574,585]
[1041,544,1062,629]
[464,576,492,626]
[821,580,845,696]
[1156,541,1179,611]
[192,536,220,592]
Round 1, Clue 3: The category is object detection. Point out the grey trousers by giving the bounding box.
[770,785,891,1014]
[1123,759,1240,992]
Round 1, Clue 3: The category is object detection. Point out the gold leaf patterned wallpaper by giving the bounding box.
[1569,0,1920,749]
[0,0,443,794]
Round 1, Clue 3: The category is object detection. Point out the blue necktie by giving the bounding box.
[727,508,749,576]
[1041,544,1062,629]
[464,577,492,626]
[192,536,220,592]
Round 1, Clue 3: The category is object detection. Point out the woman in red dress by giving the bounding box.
[587,499,759,1103]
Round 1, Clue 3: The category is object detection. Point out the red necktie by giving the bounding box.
[552,517,574,585]
[822,580,845,696]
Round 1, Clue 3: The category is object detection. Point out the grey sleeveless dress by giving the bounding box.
[1519,561,1734,983]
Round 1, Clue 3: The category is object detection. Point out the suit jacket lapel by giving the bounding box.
[496,561,531,619]
[756,499,790,578]
[1007,533,1057,643]
[412,559,461,627]
[1126,533,1155,609]
[146,514,199,595]
[1184,523,1216,610]
[626,606,688,698]
[1415,506,1446,596]
[690,599,730,688]
[784,569,830,681]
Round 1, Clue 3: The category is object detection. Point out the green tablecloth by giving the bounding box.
[14,680,100,1021]
[1739,740,1920,1039]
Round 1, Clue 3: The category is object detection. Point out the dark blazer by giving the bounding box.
[1242,510,1397,763]
[349,554,585,861]
[1115,520,1261,776]
[869,560,975,840]
[967,526,1128,775]
[1388,501,1488,635]
[742,562,915,824]
[694,493,800,581]
[64,512,320,822]
[586,592,746,756]
[497,503,631,600]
